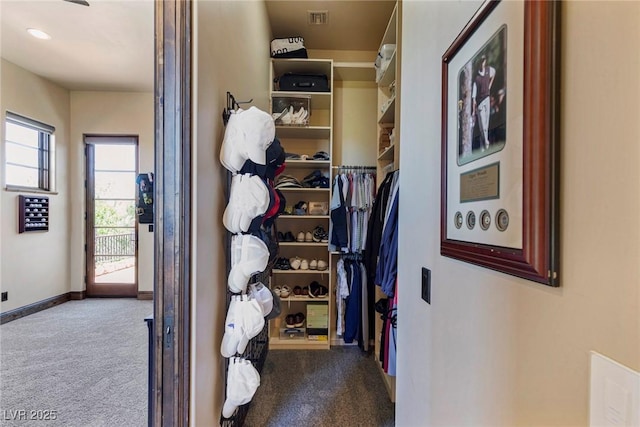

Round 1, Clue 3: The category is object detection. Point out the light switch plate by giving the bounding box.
[421,267,431,304]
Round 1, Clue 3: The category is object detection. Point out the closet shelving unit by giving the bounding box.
[333,61,376,82]
[377,4,400,178]
[269,58,334,350]
[375,1,400,403]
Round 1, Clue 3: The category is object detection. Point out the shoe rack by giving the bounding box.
[269,58,333,350]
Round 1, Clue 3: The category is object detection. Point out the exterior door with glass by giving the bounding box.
[85,136,138,297]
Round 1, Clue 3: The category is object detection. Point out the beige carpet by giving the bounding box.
[243,347,395,427]
[0,299,152,427]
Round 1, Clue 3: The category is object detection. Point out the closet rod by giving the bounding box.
[331,165,377,171]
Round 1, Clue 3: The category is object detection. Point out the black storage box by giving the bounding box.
[276,73,330,92]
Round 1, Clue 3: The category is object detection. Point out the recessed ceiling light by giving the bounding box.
[27,28,51,40]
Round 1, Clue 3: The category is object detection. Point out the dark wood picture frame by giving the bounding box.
[441,0,560,286]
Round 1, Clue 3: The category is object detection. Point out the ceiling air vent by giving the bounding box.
[307,10,328,25]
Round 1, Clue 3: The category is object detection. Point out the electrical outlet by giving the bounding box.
[1,292,7,302]
[421,267,431,304]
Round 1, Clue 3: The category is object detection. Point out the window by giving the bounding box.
[5,112,55,191]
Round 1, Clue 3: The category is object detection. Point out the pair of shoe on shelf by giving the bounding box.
[308,280,328,298]
[292,285,309,297]
[273,284,305,299]
[285,312,305,328]
[277,231,296,242]
[275,257,291,270]
[289,257,327,271]
[277,228,328,244]
[273,285,291,298]
[294,227,329,243]
[312,226,329,243]
[291,281,328,298]
[296,231,314,242]
[274,281,328,300]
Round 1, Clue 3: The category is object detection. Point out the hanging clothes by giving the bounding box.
[329,170,376,254]
[375,190,398,297]
[329,175,349,252]
[343,259,361,345]
[335,258,350,337]
[360,262,369,352]
[336,255,369,352]
[362,170,399,375]
[363,171,395,286]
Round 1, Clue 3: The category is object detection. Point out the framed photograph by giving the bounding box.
[441,0,560,286]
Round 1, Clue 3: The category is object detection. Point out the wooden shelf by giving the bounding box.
[272,58,333,79]
[276,126,331,140]
[272,269,330,274]
[272,91,331,110]
[378,51,397,87]
[270,58,334,353]
[279,242,328,247]
[284,159,331,167]
[280,296,330,302]
[278,187,330,192]
[379,3,397,48]
[333,62,376,82]
[378,97,396,124]
[378,144,395,161]
[279,215,330,219]
[268,337,329,350]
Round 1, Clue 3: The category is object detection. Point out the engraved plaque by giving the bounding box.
[460,162,500,203]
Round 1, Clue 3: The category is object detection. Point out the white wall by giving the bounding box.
[308,48,378,166]
[396,1,640,426]
[0,61,154,312]
[333,80,378,167]
[69,91,155,294]
[0,59,71,311]
[192,1,272,425]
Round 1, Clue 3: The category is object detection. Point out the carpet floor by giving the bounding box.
[1,300,395,427]
[0,299,152,427]
[243,347,395,427]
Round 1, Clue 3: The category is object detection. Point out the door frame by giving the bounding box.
[84,136,139,297]
[153,0,192,425]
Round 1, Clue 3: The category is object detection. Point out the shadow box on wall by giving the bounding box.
[440,0,560,286]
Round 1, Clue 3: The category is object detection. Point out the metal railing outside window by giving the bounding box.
[95,232,135,263]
